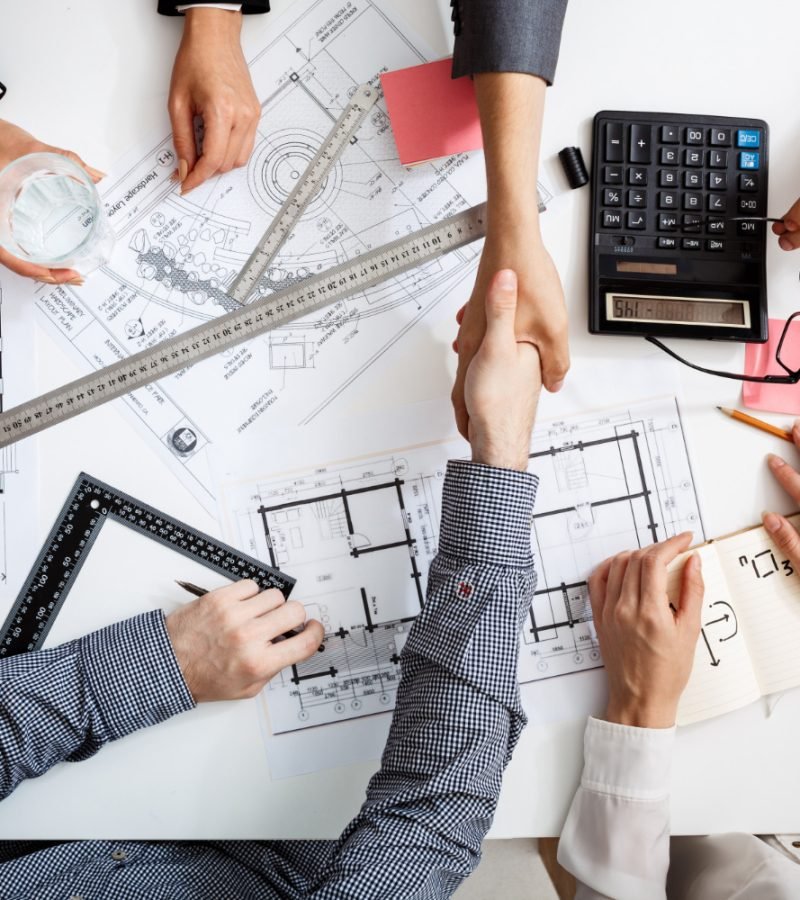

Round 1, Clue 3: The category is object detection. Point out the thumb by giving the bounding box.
[763,512,800,571]
[483,269,518,349]
[678,553,704,632]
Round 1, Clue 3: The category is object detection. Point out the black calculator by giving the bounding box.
[589,111,769,342]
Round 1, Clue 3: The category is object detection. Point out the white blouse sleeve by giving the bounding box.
[557,717,675,900]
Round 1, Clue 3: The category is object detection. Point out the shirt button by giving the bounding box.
[111,849,127,861]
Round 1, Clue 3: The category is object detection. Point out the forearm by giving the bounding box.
[310,460,538,898]
[558,718,674,900]
[0,611,193,800]
[475,73,546,240]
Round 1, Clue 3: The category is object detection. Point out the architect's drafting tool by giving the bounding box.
[227,83,379,307]
[0,473,294,658]
[717,405,794,442]
[0,204,486,448]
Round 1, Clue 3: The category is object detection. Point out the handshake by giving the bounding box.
[166,270,542,701]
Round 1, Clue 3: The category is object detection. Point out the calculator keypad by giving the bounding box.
[598,117,767,256]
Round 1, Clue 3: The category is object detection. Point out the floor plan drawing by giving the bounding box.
[6,0,488,511]
[215,397,704,734]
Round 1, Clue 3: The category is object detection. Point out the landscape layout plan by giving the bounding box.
[215,397,704,735]
[11,0,486,510]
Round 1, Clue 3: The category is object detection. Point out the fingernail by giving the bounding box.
[768,453,785,470]
[36,275,57,284]
[495,269,516,290]
[88,167,106,180]
[779,237,793,251]
[551,380,565,393]
[67,276,84,286]
[179,158,189,183]
[786,220,799,232]
[763,512,782,533]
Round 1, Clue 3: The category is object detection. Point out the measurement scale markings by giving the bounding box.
[0,204,487,447]
[229,83,380,305]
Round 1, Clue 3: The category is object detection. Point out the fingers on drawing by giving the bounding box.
[589,532,697,624]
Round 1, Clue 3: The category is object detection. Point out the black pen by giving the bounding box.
[175,580,305,639]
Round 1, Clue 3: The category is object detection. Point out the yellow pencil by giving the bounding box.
[717,406,794,443]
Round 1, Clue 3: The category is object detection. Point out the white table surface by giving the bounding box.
[2,0,800,838]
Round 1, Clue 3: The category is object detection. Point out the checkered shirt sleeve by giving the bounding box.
[0,610,194,799]
[308,459,538,898]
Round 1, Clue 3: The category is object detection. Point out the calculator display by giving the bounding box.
[606,293,750,328]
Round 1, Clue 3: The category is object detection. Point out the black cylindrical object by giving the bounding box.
[559,146,589,189]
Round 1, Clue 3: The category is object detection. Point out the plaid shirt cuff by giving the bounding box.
[79,611,195,741]
[439,460,537,567]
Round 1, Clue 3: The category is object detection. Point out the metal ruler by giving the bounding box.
[0,202,487,447]
[229,82,379,305]
[0,473,295,658]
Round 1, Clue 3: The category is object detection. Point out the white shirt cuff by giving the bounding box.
[176,3,243,11]
[581,716,675,801]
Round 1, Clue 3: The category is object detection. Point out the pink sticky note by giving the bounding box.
[380,58,483,166]
[743,317,800,414]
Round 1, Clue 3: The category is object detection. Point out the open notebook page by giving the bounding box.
[715,518,800,697]
[673,545,762,726]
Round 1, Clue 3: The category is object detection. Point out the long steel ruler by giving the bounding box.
[228,82,379,306]
[0,203,487,447]
[0,473,295,658]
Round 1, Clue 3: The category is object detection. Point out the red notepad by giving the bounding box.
[380,58,483,166]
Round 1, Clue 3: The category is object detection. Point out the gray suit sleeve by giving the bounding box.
[452,0,568,84]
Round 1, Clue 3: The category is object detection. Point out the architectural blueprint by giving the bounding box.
[2,0,488,511]
[214,397,704,736]
[0,286,41,610]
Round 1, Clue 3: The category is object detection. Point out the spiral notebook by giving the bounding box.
[674,515,800,725]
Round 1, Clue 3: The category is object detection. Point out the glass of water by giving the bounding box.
[0,152,115,275]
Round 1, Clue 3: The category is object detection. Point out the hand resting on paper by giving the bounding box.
[588,532,704,728]
[169,8,261,196]
[165,580,323,702]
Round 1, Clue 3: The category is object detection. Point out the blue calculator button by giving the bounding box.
[739,151,760,170]
[737,129,761,148]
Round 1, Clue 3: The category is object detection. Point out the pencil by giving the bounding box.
[175,579,305,639]
[717,406,794,443]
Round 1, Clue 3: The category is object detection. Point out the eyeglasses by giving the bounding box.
[0,82,6,101]
[647,310,800,385]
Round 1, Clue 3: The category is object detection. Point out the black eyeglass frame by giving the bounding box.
[646,310,800,384]
[0,82,6,101]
